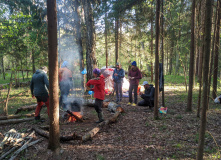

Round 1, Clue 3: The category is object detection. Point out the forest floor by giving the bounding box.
[0,86,221,160]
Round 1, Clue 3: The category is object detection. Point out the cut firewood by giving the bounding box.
[15,104,37,114]
[0,113,34,120]
[0,143,23,160]
[82,107,124,142]
[0,118,34,125]
[32,127,82,141]
[66,110,83,122]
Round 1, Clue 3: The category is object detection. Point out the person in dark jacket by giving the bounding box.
[58,61,73,110]
[86,68,105,123]
[30,66,49,120]
[138,81,155,110]
[128,61,142,106]
[112,62,125,103]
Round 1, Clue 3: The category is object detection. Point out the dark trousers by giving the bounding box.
[129,84,138,104]
[59,80,71,109]
[138,99,154,107]
[35,96,50,118]
[95,98,103,113]
[114,82,123,101]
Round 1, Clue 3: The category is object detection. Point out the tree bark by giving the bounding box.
[0,113,34,120]
[83,0,97,81]
[212,0,221,99]
[187,0,196,112]
[47,0,60,152]
[150,2,154,82]
[197,0,213,159]
[154,0,160,120]
[161,0,165,107]
[115,17,119,64]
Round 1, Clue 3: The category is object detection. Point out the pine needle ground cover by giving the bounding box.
[0,76,221,159]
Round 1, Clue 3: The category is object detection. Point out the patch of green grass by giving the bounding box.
[96,154,105,160]
[175,114,183,119]
[145,122,149,127]
[174,143,182,148]
[159,125,167,131]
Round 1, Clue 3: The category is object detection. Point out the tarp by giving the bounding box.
[101,67,130,94]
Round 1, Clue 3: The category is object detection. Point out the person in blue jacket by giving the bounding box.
[30,66,50,120]
[112,62,125,103]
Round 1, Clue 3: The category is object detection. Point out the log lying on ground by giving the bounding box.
[0,117,34,125]
[32,127,82,141]
[15,104,37,114]
[0,113,34,120]
[82,107,124,142]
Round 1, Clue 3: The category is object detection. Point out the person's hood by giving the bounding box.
[149,84,154,88]
[35,69,44,74]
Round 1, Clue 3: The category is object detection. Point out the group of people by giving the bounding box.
[30,60,155,123]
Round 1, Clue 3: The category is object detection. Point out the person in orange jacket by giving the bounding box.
[86,68,105,123]
[58,61,73,110]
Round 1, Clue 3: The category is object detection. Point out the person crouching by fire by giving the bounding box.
[30,66,49,121]
[86,68,105,123]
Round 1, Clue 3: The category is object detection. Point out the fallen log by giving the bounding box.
[32,127,82,141]
[0,118,34,125]
[82,107,124,142]
[15,104,37,114]
[0,113,34,120]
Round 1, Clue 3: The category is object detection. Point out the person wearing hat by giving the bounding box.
[86,68,105,123]
[58,61,73,110]
[128,61,142,106]
[138,81,155,110]
[30,66,50,120]
[112,62,125,103]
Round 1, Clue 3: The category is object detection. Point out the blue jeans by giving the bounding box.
[114,82,123,102]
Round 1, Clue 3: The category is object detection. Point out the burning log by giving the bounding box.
[66,110,83,122]
[32,127,82,141]
[0,117,34,125]
[0,113,34,120]
[82,106,124,142]
[15,104,37,114]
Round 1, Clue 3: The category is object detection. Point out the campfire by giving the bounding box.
[63,99,84,122]
[67,111,83,122]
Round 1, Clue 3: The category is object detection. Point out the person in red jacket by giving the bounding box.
[86,68,105,123]
[128,61,142,106]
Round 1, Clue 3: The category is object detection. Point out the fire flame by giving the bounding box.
[68,112,82,122]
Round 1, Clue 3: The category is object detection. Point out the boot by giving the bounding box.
[96,112,104,123]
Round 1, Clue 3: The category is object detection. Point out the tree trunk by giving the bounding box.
[115,17,119,64]
[73,0,84,90]
[31,49,35,74]
[154,0,160,120]
[47,0,60,152]
[105,0,108,68]
[2,56,5,80]
[83,0,97,81]
[197,0,213,159]
[187,0,196,112]
[209,0,219,103]
[197,0,206,117]
[150,2,154,82]
[161,0,165,107]
[212,0,221,99]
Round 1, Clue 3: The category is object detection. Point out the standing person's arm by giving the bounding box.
[134,69,142,79]
[43,74,49,90]
[118,69,125,78]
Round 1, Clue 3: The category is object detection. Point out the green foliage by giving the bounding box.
[96,154,105,160]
